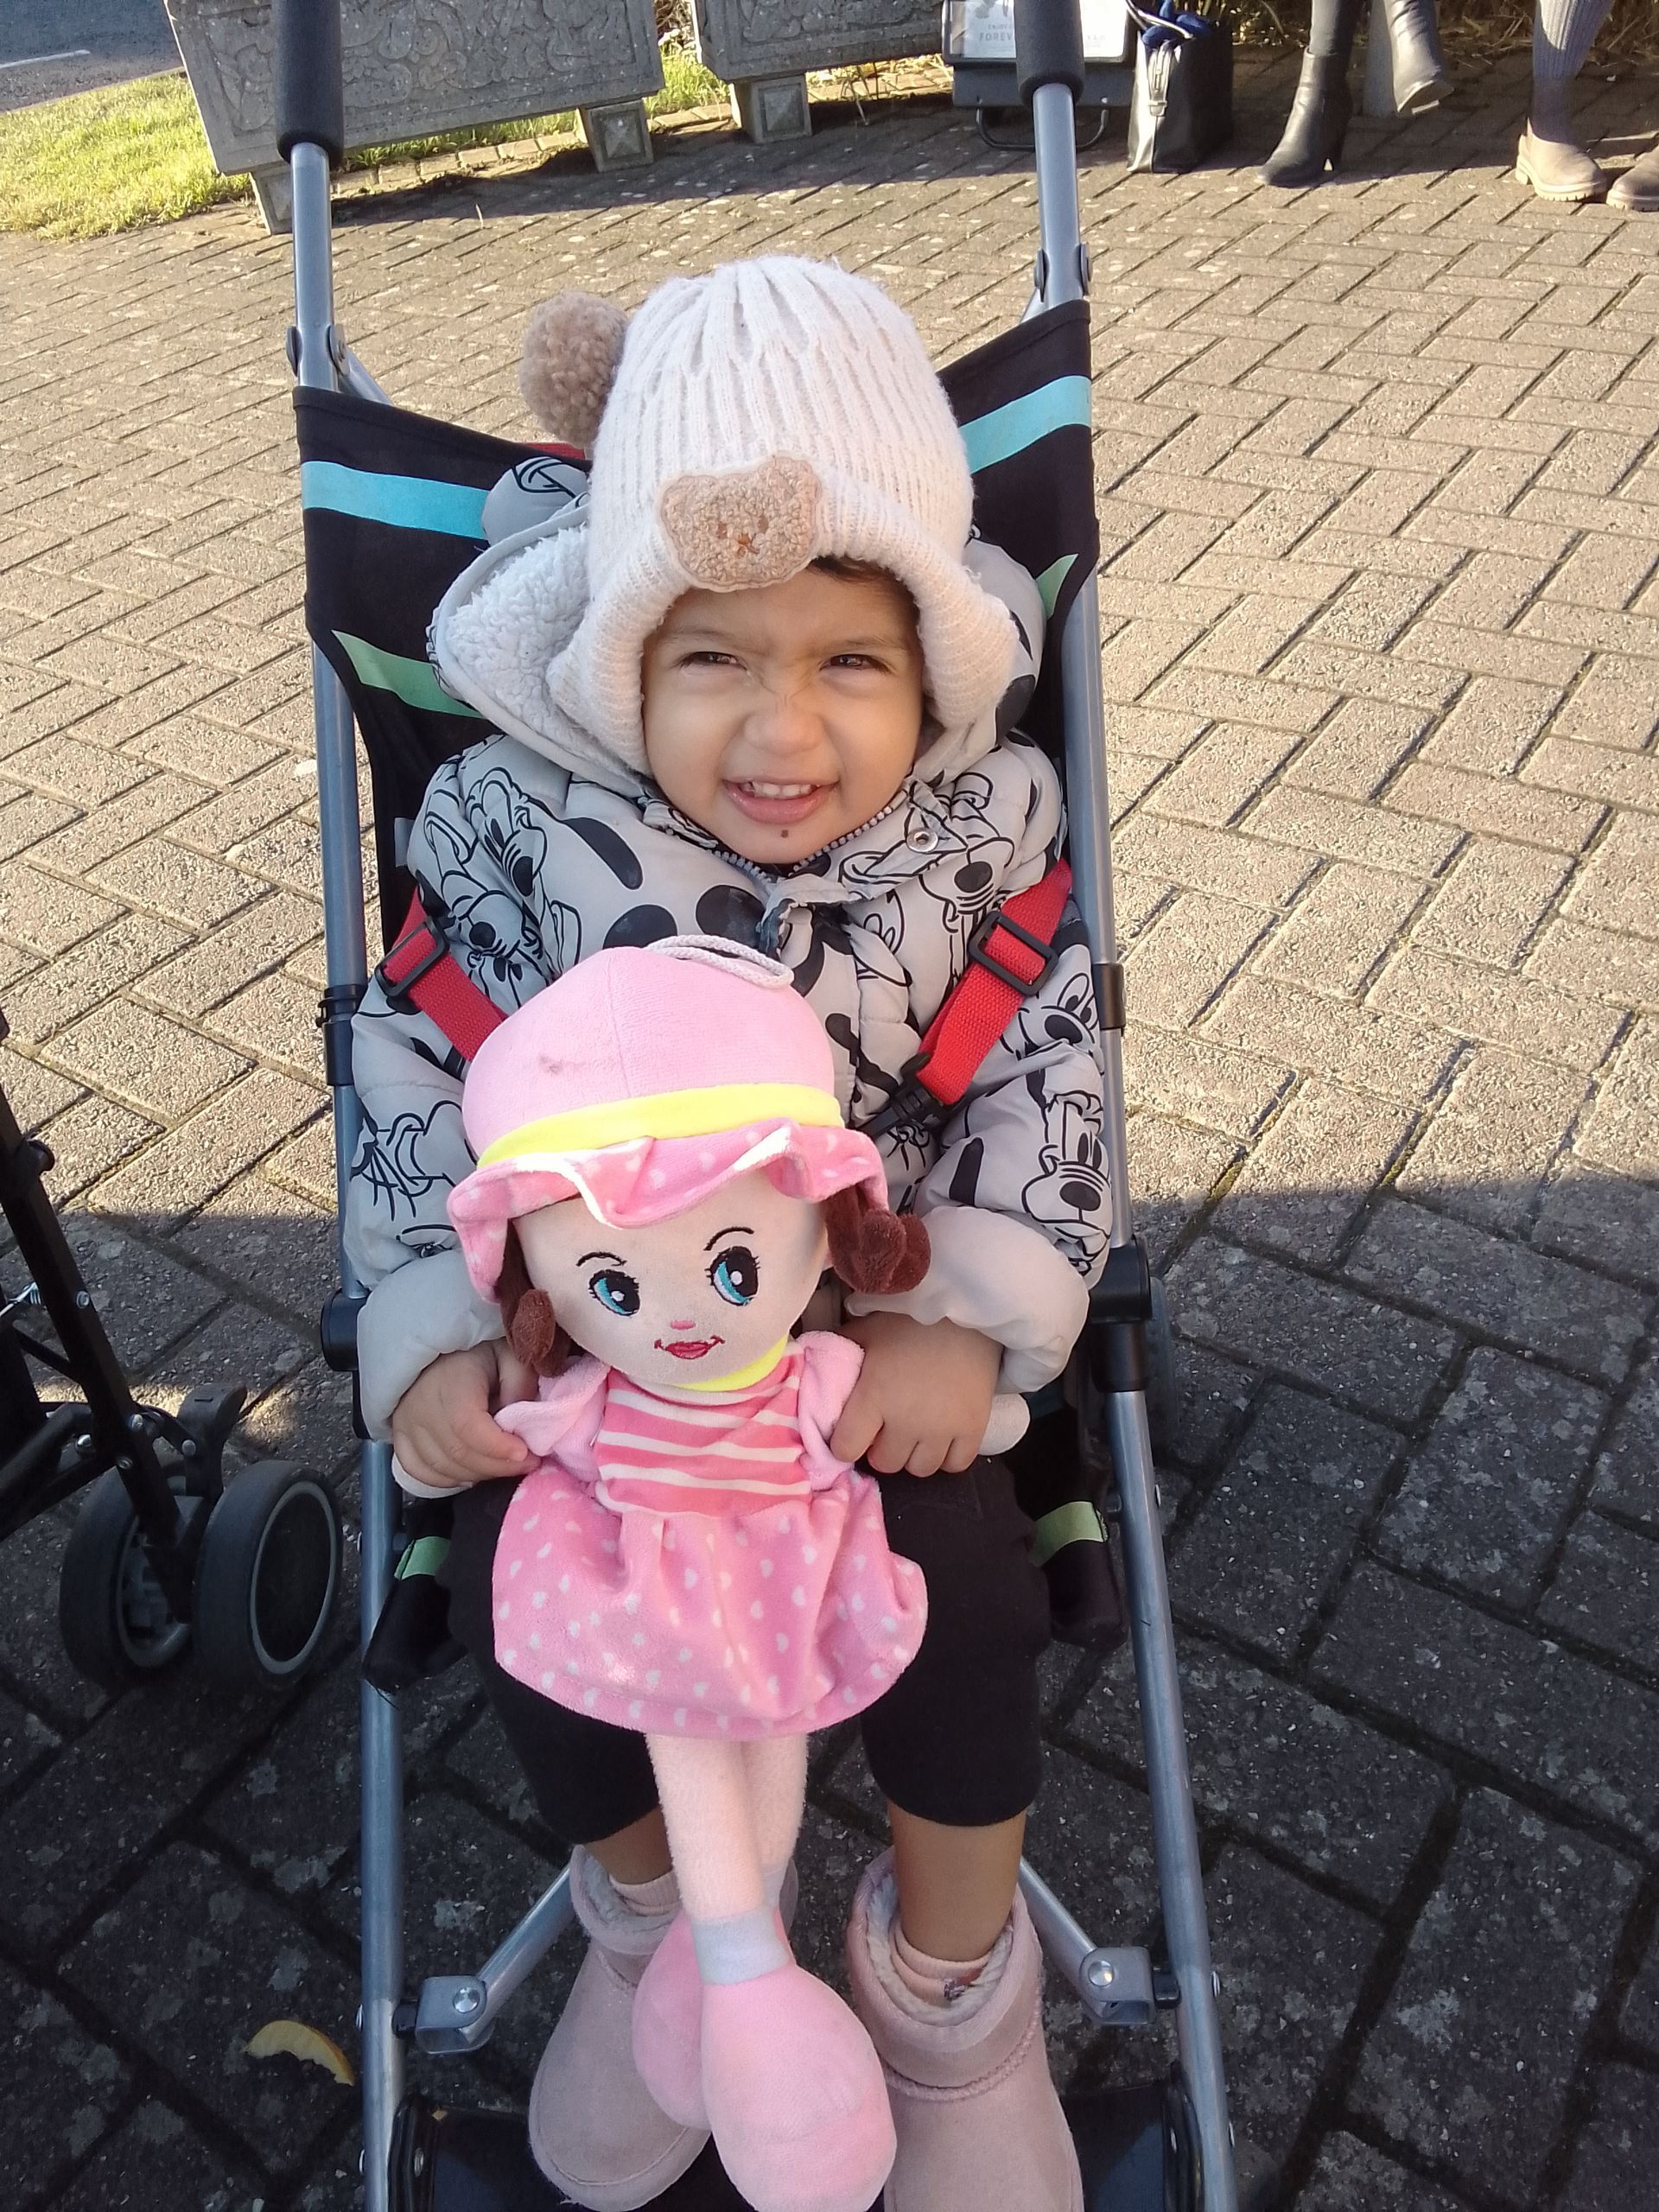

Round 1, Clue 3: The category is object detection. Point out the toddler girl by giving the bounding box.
[346,256,1108,2212]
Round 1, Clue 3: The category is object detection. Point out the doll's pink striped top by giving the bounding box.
[594,1356,815,1518]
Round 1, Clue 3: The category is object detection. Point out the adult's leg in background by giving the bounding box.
[1260,0,1366,186]
[1520,0,1615,196]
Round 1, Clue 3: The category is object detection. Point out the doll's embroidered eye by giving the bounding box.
[708,1246,759,1306]
[589,1269,640,1318]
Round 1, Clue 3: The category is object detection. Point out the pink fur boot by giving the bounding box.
[844,1853,1083,2212]
[528,1847,709,2209]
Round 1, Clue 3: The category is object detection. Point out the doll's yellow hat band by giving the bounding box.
[477,1083,842,1168]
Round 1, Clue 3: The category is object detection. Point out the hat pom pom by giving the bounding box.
[518,292,628,453]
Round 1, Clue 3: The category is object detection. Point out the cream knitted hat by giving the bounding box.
[518,258,1017,781]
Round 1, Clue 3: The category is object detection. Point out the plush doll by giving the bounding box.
[448,935,1027,2212]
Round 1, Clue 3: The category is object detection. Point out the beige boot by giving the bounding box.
[1516,125,1607,201]
[1608,145,1659,211]
[844,1853,1082,2212]
[528,1847,709,2209]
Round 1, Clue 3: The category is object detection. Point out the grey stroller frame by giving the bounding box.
[275,2,1242,2205]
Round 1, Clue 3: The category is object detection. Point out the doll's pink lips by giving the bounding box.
[657,1336,723,1360]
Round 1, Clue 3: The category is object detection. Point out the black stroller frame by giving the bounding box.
[275,2,1244,2205]
[0,1017,342,1697]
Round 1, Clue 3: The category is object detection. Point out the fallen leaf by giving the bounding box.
[245,2018,355,2086]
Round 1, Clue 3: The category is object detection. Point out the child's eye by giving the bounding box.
[589,1269,640,1318]
[708,1246,760,1306]
[682,650,741,669]
[829,653,882,671]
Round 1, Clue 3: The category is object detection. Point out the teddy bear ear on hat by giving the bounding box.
[518,291,628,453]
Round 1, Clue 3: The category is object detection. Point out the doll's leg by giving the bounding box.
[632,1735,780,2132]
[741,1733,807,1891]
[633,1737,807,2130]
[646,1732,894,2212]
[646,1733,770,1927]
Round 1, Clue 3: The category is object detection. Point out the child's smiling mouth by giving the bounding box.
[725,779,830,827]
[656,1334,724,1360]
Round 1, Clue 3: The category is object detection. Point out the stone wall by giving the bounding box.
[690,0,938,81]
[165,0,662,175]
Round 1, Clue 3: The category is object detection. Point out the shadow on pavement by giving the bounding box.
[0,1158,1651,2209]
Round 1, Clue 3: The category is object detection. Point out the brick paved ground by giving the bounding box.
[1,45,1656,2212]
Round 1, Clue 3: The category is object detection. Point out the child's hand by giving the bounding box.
[831,1312,1002,1478]
[391,1342,537,1490]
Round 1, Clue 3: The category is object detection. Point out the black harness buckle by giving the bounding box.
[966,905,1058,995]
[864,1055,948,1139]
[377,909,449,1009]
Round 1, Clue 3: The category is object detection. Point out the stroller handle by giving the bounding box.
[1014,0,1087,101]
[274,0,346,165]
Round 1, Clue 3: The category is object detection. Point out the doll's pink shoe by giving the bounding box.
[631,1909,705,2126]
[701,1964,896,2212]
[528,1848,709,2210]
[632,1866,801,2130]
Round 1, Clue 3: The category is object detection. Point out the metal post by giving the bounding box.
[1111,1393,1236,2212]
[359,1443,404,2212]
[1030,60,1239,2212]
[1029,83,1136,1245]
[288,134,404,2212]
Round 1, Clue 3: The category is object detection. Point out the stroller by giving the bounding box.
[0,1020,341,1697]
[275,1,1260,2204]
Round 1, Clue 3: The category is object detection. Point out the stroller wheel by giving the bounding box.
[1145,1274,1179,1457]
[193,1461,340,1692]
[389,2095,757,2209]
[1069,2070,1281,2212]
[1067,2070,1199,2210]
[59,1468,197,1690]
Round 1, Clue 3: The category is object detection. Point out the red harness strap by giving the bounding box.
[378,893,505,1067]
[378,861,1073,1116]
[906,859,1073,1116]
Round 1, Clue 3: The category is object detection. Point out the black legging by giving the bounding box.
[442,1459,1051,1845]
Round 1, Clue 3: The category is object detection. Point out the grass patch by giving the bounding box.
[0,44,725,242]
[0,73,247,238]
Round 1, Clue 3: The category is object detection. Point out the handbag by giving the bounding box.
[1125,2,1234,174]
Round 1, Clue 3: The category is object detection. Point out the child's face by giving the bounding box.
[641,566,925,867]
[516,1169,828,1392]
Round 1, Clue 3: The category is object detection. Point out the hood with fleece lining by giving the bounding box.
[429,503,1045,810]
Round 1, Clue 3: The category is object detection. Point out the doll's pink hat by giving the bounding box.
[448,937,892,1300]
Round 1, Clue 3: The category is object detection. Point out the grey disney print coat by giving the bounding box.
[344,508,1110,1456]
